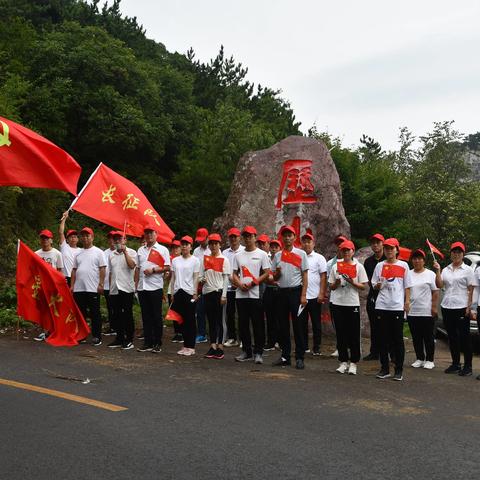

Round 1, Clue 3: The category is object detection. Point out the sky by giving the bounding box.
[119,0,480,150]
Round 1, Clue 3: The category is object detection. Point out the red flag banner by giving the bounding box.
[70,163,174,242]
[241,265,259,285]
[337,262,357,279]
[398,247,412,262]
[381,263,406,279]
[165,308,183,324]
[0,116,81,195]
[426,239,445,260]
[148,248,165,268]
[281,249,303,268]
[204,255,224,273]
[16,240,90,346]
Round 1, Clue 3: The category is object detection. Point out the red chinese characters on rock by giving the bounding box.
[276,159,316,209]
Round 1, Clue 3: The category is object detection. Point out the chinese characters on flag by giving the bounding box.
[337,262,357,279]
[204,256,224,273]
[276,159,316,209]
[381,263,406,279]
[281,249,303,268]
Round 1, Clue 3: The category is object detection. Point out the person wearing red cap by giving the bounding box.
[71,227,107,346]
[433,242,475,376]
[371,237,411,380]
[328,240,368,375]
[136,228,171,353]
[271,225,309,369]
[193,227,211,343]
[167,240,183,343]
[103,230,117,336]
[404,249,439,369]
[232,226,271,364]
[58,210,82,285]
[263,239,282,350]
[363,233,386,361]
[222,227,245,347]
[171,236,200,356]
[301,232,327,356]
[201,234,231,359]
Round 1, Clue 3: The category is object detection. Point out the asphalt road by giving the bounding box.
[1,331,479,480]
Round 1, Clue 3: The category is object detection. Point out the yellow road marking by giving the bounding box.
[0,378,128,412]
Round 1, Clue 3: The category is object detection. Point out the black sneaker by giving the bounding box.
[363,353,379,361]
[312,347,321,356]
[108,340,123,348]
[458,367,472,377]
[295,359,305,370]
[444,364,461,374]
[92,337,102,346]
[171,334,183,343]
[122,342,134,350]
[376,369,391,379]
[103,329,116,336]
[137,344,153,352]
[152,344,162,353]
[137,332,145,340]
[205,347,217,358]
[393,371,403,381]
[476,374,480,381]
[214,348,225,359]
[272,357,291,367]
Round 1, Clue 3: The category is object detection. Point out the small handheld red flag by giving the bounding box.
[165,308,183,324]
[148,249,165,267]
[398,247,412,262]
[204,255,224,273]
[381,263,406,279]
[337,262,357,279]
[281,249,302,268]
[241,265,259,285]
[426,239,445,260]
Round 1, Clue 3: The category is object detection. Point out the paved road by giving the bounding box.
[1,332,479,480]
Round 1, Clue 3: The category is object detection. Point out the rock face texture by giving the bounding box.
[213,135,350,258]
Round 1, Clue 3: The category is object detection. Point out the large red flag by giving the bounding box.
[16,241,90,346]
[0,116,81,195]
[70,163,174,242]
[426,239,445,260]
[381,263,406,279]
[398,246,412,262]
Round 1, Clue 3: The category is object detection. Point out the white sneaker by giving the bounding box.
[223,339,239,347]
[183,348,196,356]
[177,348,188,355]
[330,349,339,358]
[423,361,435,370]
[411,359,425,368]
[348,363,357,375]
[336,362,348,374]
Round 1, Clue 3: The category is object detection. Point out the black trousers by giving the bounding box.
[172,289,196,348]
[236,298,264,355]
[263,286,279,347]
[443,308,472,368]
[104,289,116,331]
[138,289,163,347]
[74,292,102,339]
[302,298,322,350]
[110,291,134,344]
[376,309,405,373]
[331,304,361,363]
[205,290,225,345]
[366,295,380,356]
[226,290,238,340]
[168,293,182,335]
[278,287,305,360]
[407,315,435,362]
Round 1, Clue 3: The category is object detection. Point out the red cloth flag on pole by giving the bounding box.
[397,247,412,262]
[148,249,165,267]
[204,255,224,273]
[426,239,445,260]
[165,308,183,324]
[241,265,259,285]
[281,249,303,268]
[337,262,357,278]
[16,240,90,346]
[0,116,81,195]
[381,263,406,279]
[70,163,174,242]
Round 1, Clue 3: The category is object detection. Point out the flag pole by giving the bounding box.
[67,162,103,211]
[426,238,437,263]
[16,239,20,341]
[123,218,127,238]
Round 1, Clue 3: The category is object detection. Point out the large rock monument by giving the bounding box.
[213,135,350,258]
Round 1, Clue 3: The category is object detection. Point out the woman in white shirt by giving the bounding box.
[328,240,368,375]
[433,242,474,376]
[405,249,439,370]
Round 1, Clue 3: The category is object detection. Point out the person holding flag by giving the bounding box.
[271,225,309,370]
[167,240,183,343]
[103,231,117,336]
[193,227,211,344]
[372,237,410,381]
[58,211,82,285]
[328,240,368,375]
[201,234,230,359]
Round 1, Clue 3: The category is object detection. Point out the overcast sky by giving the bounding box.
[120,0,480,150]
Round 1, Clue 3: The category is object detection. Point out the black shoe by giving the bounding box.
[122,342,134,350]
[376,369,391,379]
[137,332,145,340]
[108,340,123,348]
[476,374,480,381]
[312,347,321,356]
[363,353,379,361]
[295,359,305,370]
[458,367,472,377]
[171,334,183,343]
[205,347,217,358]
[444,364,461,374]
[103,328,116,336]
[137,344,153,352]
[272,357,291,367]
[264,344,275,351]
[393,371,403,381]
[152,344,162,353]
[92,337,102,346]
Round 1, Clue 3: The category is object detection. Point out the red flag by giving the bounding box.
[148,249,165,267]
[71,163,174,242]
[381,263,406,279]
[165,308,183,324]
[281,249,302,268]
[204,255,224,273]
[337,262,357,278]
[426,239,445,260]
[0,116,81,195]
[398,247,412,262]
[16,240,90,346]
[241,265,259,285]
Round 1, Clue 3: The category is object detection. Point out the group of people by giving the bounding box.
[32,212,480,381]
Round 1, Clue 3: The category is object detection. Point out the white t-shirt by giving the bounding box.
[328,259,368,307]
[60,241,82,277]
[305,251,327,300]
[172,255,200,295]
[222,245,245,288]
[137,243,171,291]
[103,247,116,290]
[441,263,475,309]
[271,247,309,289]
[372,260,410,311]
[193,245,211,262]
[35,248,64,271]
[233,248,271,299]
[200,254,231,295]
[405,269,438,317]
[109,248,137,295]
[73,246,107,293]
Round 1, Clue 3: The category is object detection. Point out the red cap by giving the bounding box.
[301,232,314,241]
[334,235,349,246]
[143,227,157,233]
[112,231,125,238]
[270,239,281,247]
[257,234,270,243]
[80,227,94,236]
[383,237,400,248]
[242,226,257,235]
[280,225,296,236]
[195,228,209,242]
[65,229,78,237]
[107,230,116,238]
[227,227,241,237]
[338,240,355,251]
[370,233,385,242]
[171,240,181,247]
[39,229,53,239]
[411,249,426,258]
[450,241,465,252]
[208,233,222,243]
[180,235,193,245]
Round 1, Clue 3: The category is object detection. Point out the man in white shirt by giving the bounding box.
[58,211,82,285]
[103,231,117,336]
[193,227,211,343]
[35,229,63,272]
